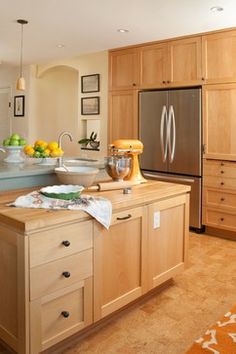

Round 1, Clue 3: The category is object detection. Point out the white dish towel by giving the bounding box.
[10,191,112,229]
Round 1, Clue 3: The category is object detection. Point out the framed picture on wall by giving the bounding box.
[81,96,100,115]
[14,95,25,117]
[81,74,100,93]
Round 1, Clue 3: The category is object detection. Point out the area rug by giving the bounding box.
[186,304,236,353]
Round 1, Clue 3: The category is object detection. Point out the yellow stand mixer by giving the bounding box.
[109,139,147,184]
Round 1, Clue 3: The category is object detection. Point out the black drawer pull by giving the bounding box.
[220,198,225,202]
[62,271,71,278]
[220,182,224,186]
[61,311,70,318]
[62,240,70,247]
[220,217,224,222]
[117,214,132,221]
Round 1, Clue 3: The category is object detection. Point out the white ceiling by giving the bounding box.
[1,0,236,66]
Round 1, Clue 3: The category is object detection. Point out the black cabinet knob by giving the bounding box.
[167,80,170,84]
[162,81,166,84]
[61,311,70,318]
[220,217,224,222]
[220,198,225,202]
[220,182,224,186]
[202,77,205,81]
[62,271,71,278]
[132,83,136,86]
[220,170,224,174]
[62,240,70,247]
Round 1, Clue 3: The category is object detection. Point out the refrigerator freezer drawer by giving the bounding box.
[143,171,202,229]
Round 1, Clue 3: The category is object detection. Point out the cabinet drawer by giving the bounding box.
[203,176,236,191]
[204,160,236,178]
[203,207,236,232]
[30,249,93,300]
[203,188,236,211]
[29,220,93,267]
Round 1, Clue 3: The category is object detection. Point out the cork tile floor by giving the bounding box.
[1,232,236,354]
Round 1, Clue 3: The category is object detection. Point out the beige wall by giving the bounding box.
[30,51,108,158]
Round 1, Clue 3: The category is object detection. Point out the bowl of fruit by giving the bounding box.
[24,140,64,165]
[1,133,27,163]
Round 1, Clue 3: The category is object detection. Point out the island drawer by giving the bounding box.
[30,278,93,352]
[30,249,93,300]
[29,220,93,267]
[203,207,236,232]
[203,188,236,211]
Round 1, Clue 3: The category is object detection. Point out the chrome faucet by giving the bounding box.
[58,131,73,167]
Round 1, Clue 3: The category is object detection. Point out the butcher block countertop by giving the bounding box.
[0,180,190,233]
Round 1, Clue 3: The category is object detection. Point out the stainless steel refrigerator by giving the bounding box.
[139,88,203,231]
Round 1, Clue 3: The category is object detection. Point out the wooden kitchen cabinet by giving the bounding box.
[108,90,138,143]
[203,84,236,161]
[139,36,202,88]
[147,194,189,290]
[109,48,140,90]
[202,29,236,84]
[203,159,236,233]
[93,206,148,321]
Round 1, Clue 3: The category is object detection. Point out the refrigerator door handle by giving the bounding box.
[168,105,176,163]
[160,105,168,162]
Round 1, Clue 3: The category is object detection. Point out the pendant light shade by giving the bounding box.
[16,19,28,91]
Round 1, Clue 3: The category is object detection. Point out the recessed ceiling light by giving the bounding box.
[117,29,129,33]
[56,44,65,48]
[210,6,224,12]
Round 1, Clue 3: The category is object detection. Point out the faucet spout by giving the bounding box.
[57,131,73,167]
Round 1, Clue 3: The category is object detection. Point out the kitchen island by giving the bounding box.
[0,181,190,354]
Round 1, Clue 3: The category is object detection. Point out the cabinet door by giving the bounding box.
[109,48,139,90]
[168,36,202,86]
[94,206,148,321]
[202,30,236,84]
[148,195,189,290]
[108,90,138,143]
[139,42,168,88]
[203,84,236,161]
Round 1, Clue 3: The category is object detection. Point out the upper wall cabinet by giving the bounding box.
[109,48,140,90]
[139,36,202,88]
[202,30,236,84]
[139,42,168,88]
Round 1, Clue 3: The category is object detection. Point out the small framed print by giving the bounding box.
[14,95,25,117]
[81,74,100,93]
[81,96,100,115]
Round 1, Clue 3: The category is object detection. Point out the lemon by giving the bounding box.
[47,141,59,151]
[50,147,64,157]
[44,149,50,157]
[25,147,35,157]
[34,140,48,149]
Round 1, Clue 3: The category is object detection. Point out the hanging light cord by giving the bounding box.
[17,19,28,77]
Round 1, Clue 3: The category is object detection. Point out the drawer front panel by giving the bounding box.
[204,160,236,178]
[203,207,236,231]
[29,221,93,267]
[203,176,236,191]
[41,286,84,344]
[203,188,236,211]
[30,249,93,300]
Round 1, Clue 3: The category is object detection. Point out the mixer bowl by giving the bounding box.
[105,156,131,181]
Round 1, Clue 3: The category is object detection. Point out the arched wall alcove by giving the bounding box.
[34,65,80,156]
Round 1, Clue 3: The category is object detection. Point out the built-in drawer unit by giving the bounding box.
[29,220,93,267]
[30,249,93,300]
[203,159,236,232]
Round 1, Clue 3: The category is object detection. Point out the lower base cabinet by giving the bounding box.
[94,194,189,321]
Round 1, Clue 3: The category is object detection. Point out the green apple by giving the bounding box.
[9,139,19,146]
[10,133,20,141]
[3,138,10,146]
[35,146,44,153]
[33,151,41,158]
[19,138,27,146]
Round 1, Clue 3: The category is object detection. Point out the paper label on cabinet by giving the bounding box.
[153,211,160,229]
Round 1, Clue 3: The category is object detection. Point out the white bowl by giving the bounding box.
[2,146,25,163]
[54,166,99,187]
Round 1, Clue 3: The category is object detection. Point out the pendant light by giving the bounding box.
[16,19,28,91]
